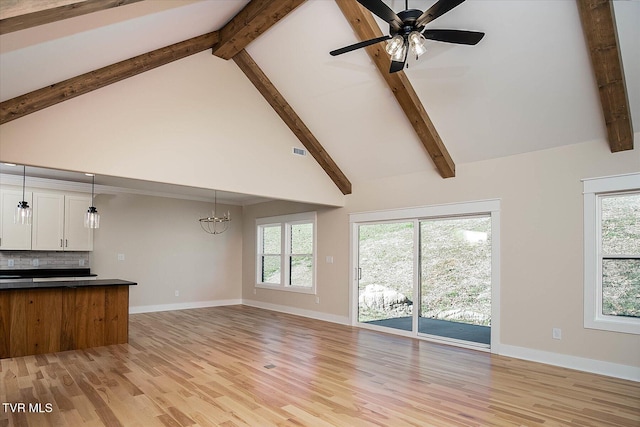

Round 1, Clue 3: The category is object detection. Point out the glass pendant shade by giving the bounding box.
[15,165,31,225]
[85,174,100,229]
[408,31,427,57]
[385,35,405,57]
[15,201,32,225]
[85,207,100,229]
[391,43,407,61]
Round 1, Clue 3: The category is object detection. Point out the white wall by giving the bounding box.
[91,192,243,310]
[0,51,345,207]
[242,138,640,372]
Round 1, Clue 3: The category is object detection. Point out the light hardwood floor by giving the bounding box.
[1,305,638,426]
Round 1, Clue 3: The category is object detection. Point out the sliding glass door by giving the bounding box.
[357,222,414,332]
[352,201,499,350]
[419,216,491,345]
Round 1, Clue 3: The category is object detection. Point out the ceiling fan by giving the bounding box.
[330,0,485,73]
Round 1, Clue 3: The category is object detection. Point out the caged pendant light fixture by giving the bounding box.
[199,191,231,235]
[14,165,32,225]
[84,174,100,229]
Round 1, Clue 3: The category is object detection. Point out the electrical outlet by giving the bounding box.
[326,256,334,264]
[79,259,85,267]
[315,296,320,304]
[175,290,179,297]
[253,289,257,295]
[552,328,562,340]
[8,259,14,267]
[32,259,39,267]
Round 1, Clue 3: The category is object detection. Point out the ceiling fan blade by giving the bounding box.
[416,0,466,27]
[422,29,485,45]
[356,0,403,31]
[330,35,391,56]
[389,60,406,73]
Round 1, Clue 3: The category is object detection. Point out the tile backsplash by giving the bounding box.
[0,251,90,269]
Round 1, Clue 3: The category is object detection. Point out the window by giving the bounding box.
[256,212,316,293]
[258,224,281,284]
[584,173,640,334]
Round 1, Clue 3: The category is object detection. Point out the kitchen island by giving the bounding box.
[0,279,136,358]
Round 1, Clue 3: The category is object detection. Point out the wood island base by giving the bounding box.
[0,282,134,359]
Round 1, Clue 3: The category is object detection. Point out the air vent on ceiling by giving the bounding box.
[292,147,307,156]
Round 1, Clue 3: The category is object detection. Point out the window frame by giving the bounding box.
[583,173,640,335]
[256,223,282,285]
[256,212,317,294]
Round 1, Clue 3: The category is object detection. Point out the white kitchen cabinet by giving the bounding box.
[0,188,32,250]
[32,192,64,250]
[32,192,93,251]
[64,195,93,251]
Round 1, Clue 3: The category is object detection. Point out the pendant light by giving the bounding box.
[84,174,100,229]
[199,190,231,234]
[14,165,32,225]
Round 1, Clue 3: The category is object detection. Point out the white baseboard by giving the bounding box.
[499,344,640,382]
[131,298,349,324]
[242,299,351,325]
[129,299,242,314]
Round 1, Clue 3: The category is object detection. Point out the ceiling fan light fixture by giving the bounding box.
[330,0,484,74]
[385,34,405,56]
[408,31,427,57]
[392,45,407,62]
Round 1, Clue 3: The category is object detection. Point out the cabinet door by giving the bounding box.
[32,192,65,250]
[0,189,32,250]
[64,195,93,251]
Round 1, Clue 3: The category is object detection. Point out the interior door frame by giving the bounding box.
[349,199,501,354]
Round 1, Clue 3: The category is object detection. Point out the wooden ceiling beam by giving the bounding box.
[1,0,350,195]
[214,0,351,195]
[212,0,306,60]
[0,0,144,35]
[233,49,352,195]
[576,0,634,152]
[334,0,455,178]
[0,32,219,124]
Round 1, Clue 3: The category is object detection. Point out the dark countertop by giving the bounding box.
[0,268,95,279]
[0,279,137,290]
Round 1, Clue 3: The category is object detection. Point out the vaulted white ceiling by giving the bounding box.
[0,0,638,202]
